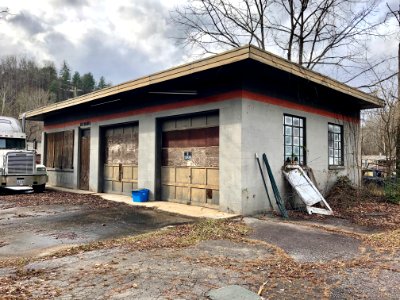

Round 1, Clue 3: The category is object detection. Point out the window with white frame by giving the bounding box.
[284,114,305,165]
[328,123,343,166]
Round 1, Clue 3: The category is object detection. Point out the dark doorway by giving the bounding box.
[79,129,90,190]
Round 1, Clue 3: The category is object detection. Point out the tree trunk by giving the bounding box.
[396,43,400,173]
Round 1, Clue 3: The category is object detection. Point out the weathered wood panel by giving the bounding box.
[103,124,138,195]
[161,113,219,207]
[161,166,219,206]
[79,129,90,190]
[62,130,74,169]
[45,133,55,168]
[54,132,64,169]
[45,130,74,169]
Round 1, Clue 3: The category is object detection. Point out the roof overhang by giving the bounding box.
[22,45,384,120]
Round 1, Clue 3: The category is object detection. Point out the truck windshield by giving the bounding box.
[0,138,26,150]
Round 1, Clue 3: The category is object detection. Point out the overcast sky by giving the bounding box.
[0,0,398,86]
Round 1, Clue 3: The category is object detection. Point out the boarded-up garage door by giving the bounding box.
[161,113,219,207]
[103,124,138,195]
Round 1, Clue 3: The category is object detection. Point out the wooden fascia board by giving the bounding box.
[23,47,251,119]
[249,47,384,108]
[23,44,383,120]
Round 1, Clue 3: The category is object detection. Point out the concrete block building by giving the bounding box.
[24,46,383,215]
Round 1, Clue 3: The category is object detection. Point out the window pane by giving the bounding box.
[329,157,334,165]
[286,146,292,155]
[335,126,341,133]
[284,115,305,164]
[334,150,339,157]
[329,149,333,156]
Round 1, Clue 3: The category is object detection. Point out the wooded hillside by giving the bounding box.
[0,56,111,141]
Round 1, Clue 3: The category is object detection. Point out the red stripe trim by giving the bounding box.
[242,91,359,123]
[44,90,358,130]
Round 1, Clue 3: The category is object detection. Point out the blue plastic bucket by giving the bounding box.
[132,189,149,202]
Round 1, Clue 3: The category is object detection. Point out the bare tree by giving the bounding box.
[172,0,386,74]
[172,0,271,54]
[385,2,400,171]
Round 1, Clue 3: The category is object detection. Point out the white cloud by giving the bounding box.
[0,0,188,84]
[0,0,397,87]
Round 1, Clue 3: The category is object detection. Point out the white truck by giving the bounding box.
[0,116,47,192]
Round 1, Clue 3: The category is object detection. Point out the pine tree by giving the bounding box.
[72,71,82,97]
[81,72,96,94]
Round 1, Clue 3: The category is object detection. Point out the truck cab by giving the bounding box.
[0,116,47,192]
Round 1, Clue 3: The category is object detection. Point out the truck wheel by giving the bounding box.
[33,184,45,193]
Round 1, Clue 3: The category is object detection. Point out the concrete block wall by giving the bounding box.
[42,95,360,216]
[43,98,244,212]
[240,98,359,215]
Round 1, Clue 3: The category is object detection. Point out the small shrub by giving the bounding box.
[384,179,400,204]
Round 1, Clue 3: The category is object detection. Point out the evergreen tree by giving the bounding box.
[81,72,95,94]
[59,61,71,101]
[72,71,81,97]
[97,76,107,90]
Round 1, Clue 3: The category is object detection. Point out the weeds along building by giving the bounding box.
[24,45,383,215]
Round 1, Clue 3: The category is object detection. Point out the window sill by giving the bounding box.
[328,165,345,170]
[47,168,74,173]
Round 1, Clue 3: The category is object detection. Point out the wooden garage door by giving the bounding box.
[103,124,138,195]
[161,113,219,207]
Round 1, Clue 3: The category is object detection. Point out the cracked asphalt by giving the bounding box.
[0,191,399,299]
